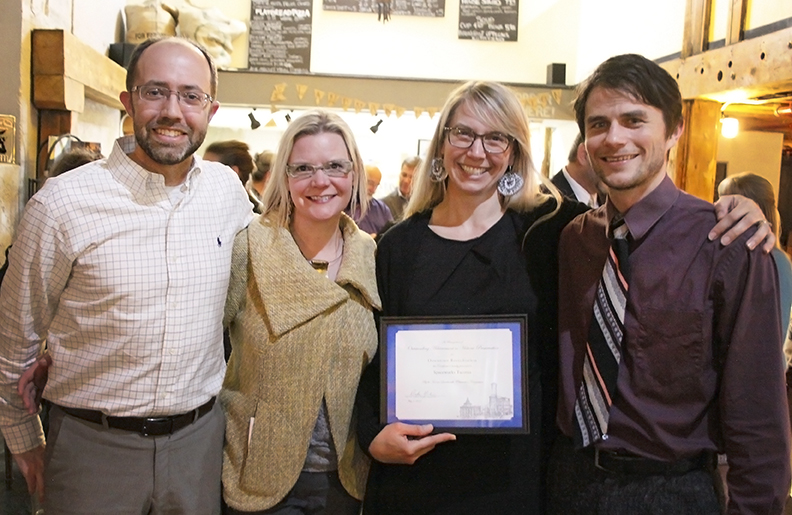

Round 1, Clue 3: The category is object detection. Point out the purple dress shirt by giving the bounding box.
[557,175,791,514]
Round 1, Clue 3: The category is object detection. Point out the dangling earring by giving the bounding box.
[430,157,447,183]
[497,166,524,196]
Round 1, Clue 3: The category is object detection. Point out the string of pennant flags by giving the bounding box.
[265,82,566,120]
[267,82,441,119]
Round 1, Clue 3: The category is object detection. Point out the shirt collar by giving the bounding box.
[109,135,202,199]
[605,174,680,241]
[562,167,595,206]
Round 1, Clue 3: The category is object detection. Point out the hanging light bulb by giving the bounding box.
[720,117,738,138]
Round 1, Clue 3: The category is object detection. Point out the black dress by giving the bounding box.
[356,199,587,515]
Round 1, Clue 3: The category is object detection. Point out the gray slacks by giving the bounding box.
[43,402,224,515]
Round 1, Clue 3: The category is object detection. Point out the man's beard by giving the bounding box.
[135,124,205,166]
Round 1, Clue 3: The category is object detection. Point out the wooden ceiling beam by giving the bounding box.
[661,26,792,102]
[216,71,578,121]
[32,29,125,112]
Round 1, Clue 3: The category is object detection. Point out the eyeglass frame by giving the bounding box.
[130,85,214,109]
[443,126,513,154]
[285,160,355,179]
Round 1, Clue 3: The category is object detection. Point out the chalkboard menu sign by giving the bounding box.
[248,0,313,74]
[323,0,444,17]
[458,0,518,42]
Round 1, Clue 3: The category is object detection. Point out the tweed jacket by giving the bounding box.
[220,212,381,511]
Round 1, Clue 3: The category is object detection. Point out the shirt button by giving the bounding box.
[169,348,176,355]
[602,434,609,440]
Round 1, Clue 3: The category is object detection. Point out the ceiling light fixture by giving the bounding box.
[248,109,261,130]
[776,103,792,117]
[720,116,739,138]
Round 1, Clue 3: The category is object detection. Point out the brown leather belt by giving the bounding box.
[56,397,215,436]
[587,447,716,476]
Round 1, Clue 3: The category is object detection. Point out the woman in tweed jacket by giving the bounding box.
[221,110,381,514]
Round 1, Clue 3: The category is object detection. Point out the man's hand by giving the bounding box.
[13,445,45,503]
[368,422,456,465]
[17,353,52,415]
[711,194,775,253]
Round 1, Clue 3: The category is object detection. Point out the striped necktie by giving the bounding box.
[573,216,630,448]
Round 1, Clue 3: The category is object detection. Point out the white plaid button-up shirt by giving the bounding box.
[0,136,253,453]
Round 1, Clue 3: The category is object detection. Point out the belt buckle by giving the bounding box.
[141,417,172,436]
[593,448,612,473]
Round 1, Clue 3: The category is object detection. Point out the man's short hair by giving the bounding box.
[125,37,218,98]
[574,54,682,138]
[401,156,422,170]
[567,133,584,163]
[252,150,274,182]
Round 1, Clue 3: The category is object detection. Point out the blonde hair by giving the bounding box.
[260,110,368,227]
[405,81,559,218]
[718,172,780,242]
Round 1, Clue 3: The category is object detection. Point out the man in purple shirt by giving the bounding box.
[549,53,791,514]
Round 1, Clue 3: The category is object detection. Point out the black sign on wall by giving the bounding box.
[458,0,518,42]
[323,0,445,17]
[248,0,313,74]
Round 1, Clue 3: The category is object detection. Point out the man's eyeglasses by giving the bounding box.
[444,127,513,154]
[286,160,354,179]
[131,85,213,109]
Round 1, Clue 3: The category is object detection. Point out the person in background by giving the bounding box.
[550,53,790,514]
[0,37,253,514]
[551,133,606,208]
[221,110,379,515]
[355,80,776,515]
[347,164,393,237]
[719,172,792,333]
[48,147,103,178]
[249,150,274,202]
[205,140,262,213]
[381,156,419,221]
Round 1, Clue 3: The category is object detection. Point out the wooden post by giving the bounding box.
[681,0,712,58]
[725,0,747,46]
[674,99,722,201]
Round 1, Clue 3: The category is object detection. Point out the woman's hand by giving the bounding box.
[17,353,52,415]
[368,422,456,465]
[711,194,775,253]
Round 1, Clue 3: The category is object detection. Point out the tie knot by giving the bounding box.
[609,216,629,240]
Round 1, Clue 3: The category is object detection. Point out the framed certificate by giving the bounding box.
[380,315,528,434]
